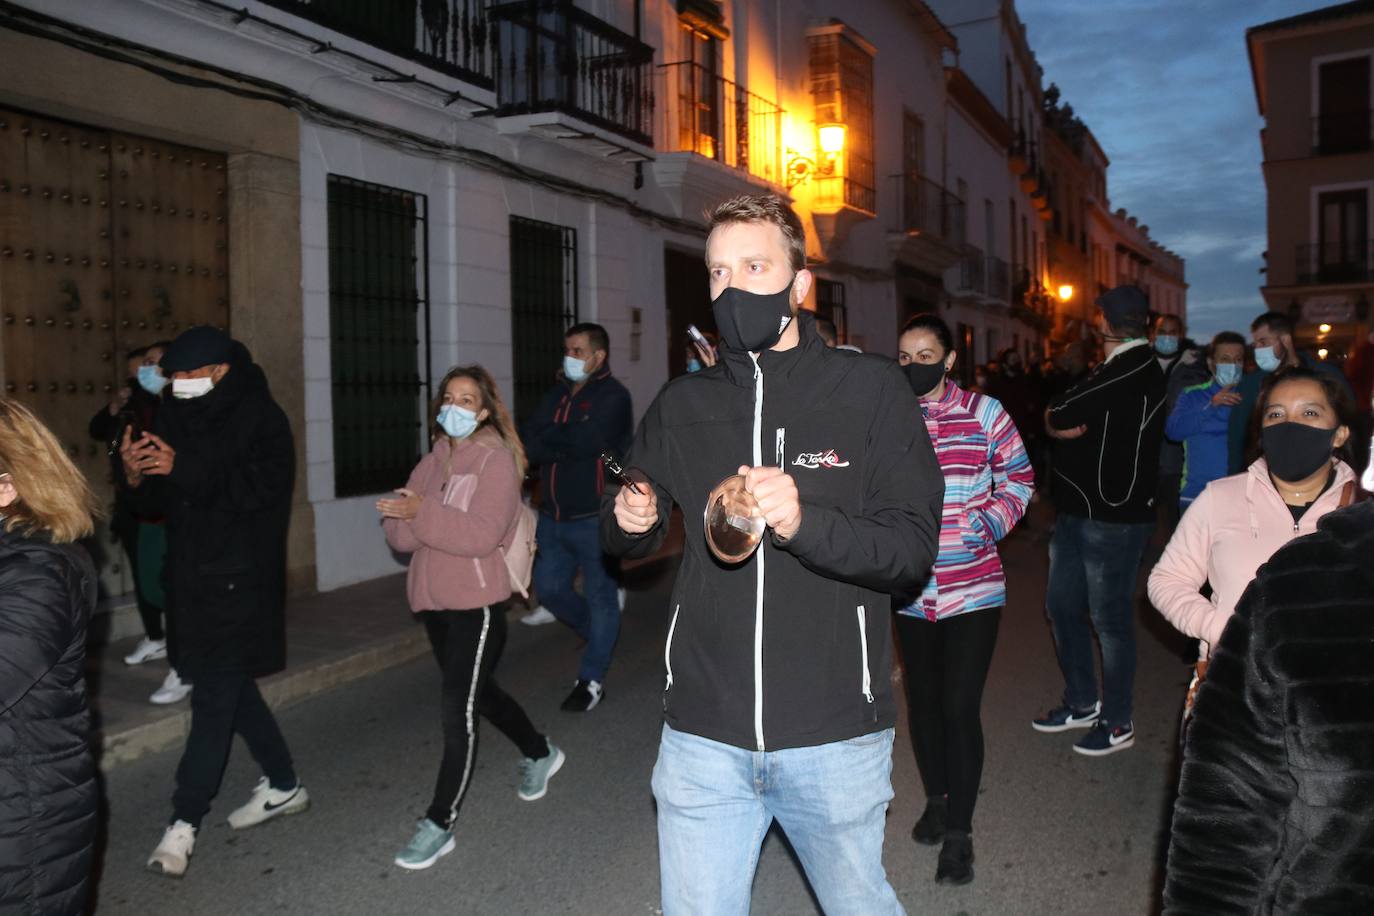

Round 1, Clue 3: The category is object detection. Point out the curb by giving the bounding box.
[98,627,430,771]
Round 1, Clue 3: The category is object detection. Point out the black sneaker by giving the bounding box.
[1030,700,1100,733]
[911,796,947,846]
[935,830,974,885]
[1073,720,1135,756]
[560,679,604,712]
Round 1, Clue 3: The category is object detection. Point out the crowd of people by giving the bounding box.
[2,192,1372,915]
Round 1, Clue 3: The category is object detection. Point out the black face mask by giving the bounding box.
[711,280,794,353]
[1261,422,1337,482]
[905,361,947,398]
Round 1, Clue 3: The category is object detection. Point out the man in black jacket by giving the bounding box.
[603,194,942,915]
[1032,286,1165,756]
[120,326,306,878]
[522,322,633,711]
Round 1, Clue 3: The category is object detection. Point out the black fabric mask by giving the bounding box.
[711,280,794,353]
[905,361,947,398]
[1261,422,1337,482]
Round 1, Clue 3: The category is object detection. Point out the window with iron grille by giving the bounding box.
[815,278,848,345]
[327,176,431,498]
[511,216,578,424]
[808,26,876,214]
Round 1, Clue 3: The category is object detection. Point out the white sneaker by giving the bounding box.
[227,776,310,829]
[150,669,192,705]
[124,637,168,666]
[146,820,196,878]
[521,606,556,626]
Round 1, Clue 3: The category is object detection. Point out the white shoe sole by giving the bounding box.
[124,647,168,665]
[518,748,566,802]
[146,857,188,878]
[150,687,192,705]
[394,835,456,870]
[227,790,310,829]
[520,609,556,626]
[1030,716,1098,733]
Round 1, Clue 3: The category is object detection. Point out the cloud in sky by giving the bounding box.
[1013,0,1333,341]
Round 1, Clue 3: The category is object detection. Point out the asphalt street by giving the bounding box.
[91,506,1192,915]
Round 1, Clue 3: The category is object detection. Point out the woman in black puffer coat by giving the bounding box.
[0,398,100,916]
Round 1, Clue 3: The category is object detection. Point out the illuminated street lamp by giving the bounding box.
[818,123,847,156]
[1057,284,1075,302]
[1318,347,1329,359]
[1318,323,1332,334]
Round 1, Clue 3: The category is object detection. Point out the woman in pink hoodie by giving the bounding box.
[378,366,563,871]
[1149,367,1358,662]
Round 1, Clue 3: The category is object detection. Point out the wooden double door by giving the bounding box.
[0,106,230,592]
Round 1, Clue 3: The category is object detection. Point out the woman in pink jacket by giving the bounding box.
[378,366,563,871]
[1149,367,1358,661]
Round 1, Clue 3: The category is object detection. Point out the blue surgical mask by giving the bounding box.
[1214,363,1242,388]
[563,355,588,383]
[1154,335,1179,357]
[137,365,168,395]
[686,358,702,374]
[437,405,479,440]
[1254,345,1282,373]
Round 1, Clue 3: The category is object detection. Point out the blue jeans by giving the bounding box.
[532,514,620,683]
[1045,514,1154,725]
[651,725,905,916]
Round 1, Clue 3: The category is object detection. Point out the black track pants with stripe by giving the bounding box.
[422,607,548,830]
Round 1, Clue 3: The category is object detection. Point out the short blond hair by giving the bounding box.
[706,194,807,272]
[0,399,99,544]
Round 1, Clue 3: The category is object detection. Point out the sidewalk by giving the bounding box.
[91,510,686,771]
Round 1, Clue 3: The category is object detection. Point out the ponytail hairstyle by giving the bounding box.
[430,366,528,478]
[0,398,99,544]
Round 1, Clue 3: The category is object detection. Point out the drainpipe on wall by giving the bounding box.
[634,0,644,190]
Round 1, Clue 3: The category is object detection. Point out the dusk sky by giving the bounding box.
[1016,0,1333,342]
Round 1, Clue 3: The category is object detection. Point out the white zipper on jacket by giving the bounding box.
[750,353,766,752]
[856,605,875,704]
[664,603,681,691]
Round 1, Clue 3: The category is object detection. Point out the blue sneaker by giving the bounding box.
[394,818,455,870]
[1073,721,1135,756]
[517,743,565,801]
[1031,700,1101,733]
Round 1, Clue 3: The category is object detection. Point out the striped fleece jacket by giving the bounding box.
[899,381,1034,621]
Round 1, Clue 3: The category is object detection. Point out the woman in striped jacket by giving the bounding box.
[894,314,1035,886]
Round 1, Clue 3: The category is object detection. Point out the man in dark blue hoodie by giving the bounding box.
[522,323,633,712]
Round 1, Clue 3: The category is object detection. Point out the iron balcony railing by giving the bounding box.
[658,61,784,186]
[1297,241,1374,285]
[489,0,654,146]
[1312,111,1373,156]
[891,173,965,244]
[259,0,495,85]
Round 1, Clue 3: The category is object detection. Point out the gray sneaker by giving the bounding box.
[394,818,455,870]
[517,743,565,801]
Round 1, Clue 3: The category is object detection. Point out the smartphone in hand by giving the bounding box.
[687,324,712,354]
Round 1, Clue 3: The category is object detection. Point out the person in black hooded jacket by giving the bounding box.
[120,326,307,879]
[1164,494,1374,914]
[603,194,943,916]
[0,398,100,916]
